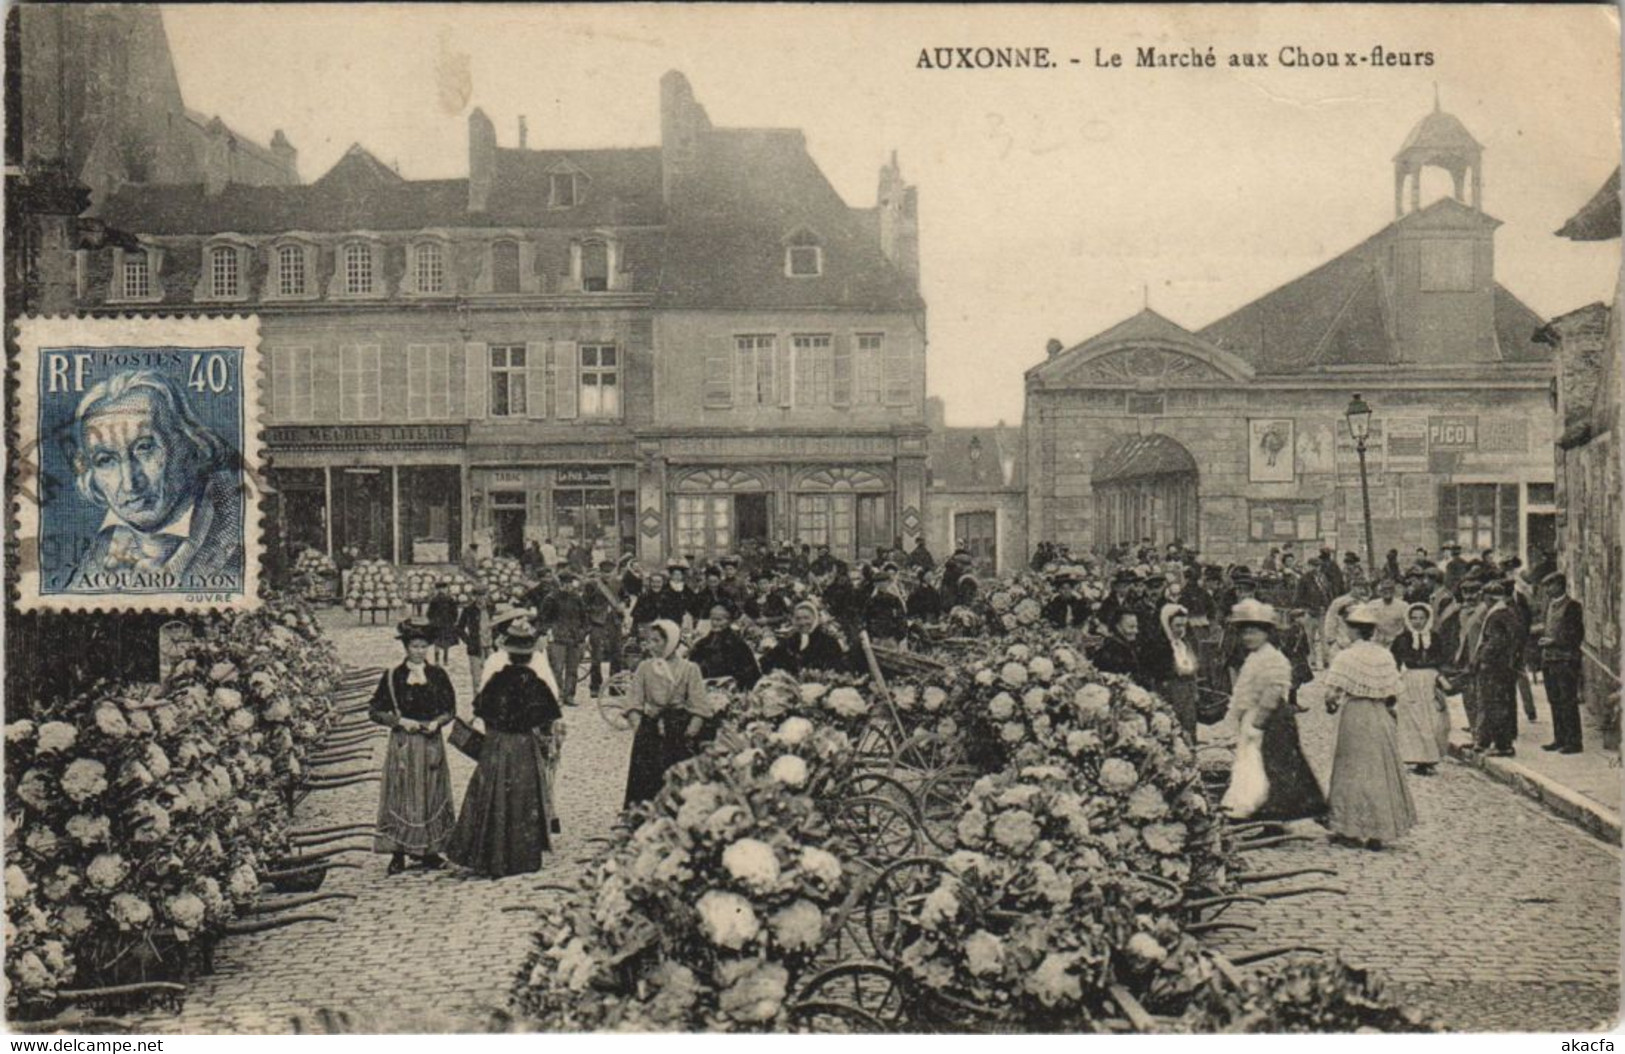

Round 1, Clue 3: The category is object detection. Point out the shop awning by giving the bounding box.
[1092,433,1198,485]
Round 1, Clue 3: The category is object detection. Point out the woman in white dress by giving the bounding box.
[1323,603,1416,849]
[1221,599,1327,822]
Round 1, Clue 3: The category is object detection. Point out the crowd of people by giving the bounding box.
[359,531,1588,876]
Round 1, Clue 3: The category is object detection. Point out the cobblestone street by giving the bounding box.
[132,614,1619,1033]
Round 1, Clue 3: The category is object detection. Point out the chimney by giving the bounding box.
[660,70,710,203]
[269,129,298,182]
[1046,338,1064,359]
[468,107,496,212]
[518,115,528,149]
[877,151,920,288]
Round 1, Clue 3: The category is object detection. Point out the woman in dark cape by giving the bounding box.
[447,615,564,877]
[369,618,458,875]
[1221,600,1327,823]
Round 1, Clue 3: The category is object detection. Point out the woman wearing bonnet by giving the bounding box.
[1150,603,1200,742]
[1323,603,1417,849]
[368,618,457,875]
[446,613,564,877]
[623,619,715,808]
[1220,599,1327,823]
[1389,601,1450,775]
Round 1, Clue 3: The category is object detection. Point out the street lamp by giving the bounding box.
[1344,393,1377,574]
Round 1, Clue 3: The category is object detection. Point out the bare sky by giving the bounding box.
[162,3,1621,426]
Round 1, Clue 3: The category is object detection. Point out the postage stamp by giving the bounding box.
[12,315,262,612]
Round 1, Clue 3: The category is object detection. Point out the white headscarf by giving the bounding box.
[478,646,562,702]
[650,618,683,660]
[1160,603,1198,676]
[1405,602,1434,652]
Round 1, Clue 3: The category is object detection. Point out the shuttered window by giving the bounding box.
[271,346,315,421]
[339,345,381,421]
[489,344,528,417]
[407,344,452,419]
[792,334,833,407]
[735,335,777,406]
[855,333,885,404]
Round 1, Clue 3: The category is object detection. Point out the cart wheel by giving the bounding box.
[793,962,904,1030]
[914,765,978,852]
[596,674,637,731]
[865,857,951,961]
[785,1000,889,1034]
[843,772,920,817]
[828,795,919,869]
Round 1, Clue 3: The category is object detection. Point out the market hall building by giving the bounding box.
[1025,105,1557,566]
[75,71,927,568]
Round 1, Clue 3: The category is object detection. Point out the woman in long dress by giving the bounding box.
[623,619,716,808]
[368,618,458,875]
[1152,603,1200,742]
[1221,599,1327,822]
[1323,603,1416,849]
[1390,601,1449,773]
[447,615,564,877]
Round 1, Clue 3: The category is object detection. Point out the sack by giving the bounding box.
[1221,725,1270,818]
[448,718,485,760]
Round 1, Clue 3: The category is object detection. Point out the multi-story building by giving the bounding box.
[923,398,1027,576]
[1545,168,1620,746]
[75,72,926,568]
[1026,103,1556,566]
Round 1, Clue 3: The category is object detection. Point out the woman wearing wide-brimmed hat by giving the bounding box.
[1220,599,1327,823]
[1323,602,1416,848]
[1390,601,1450,772]
[446,614,564,877]
[369,618,458,875]
[623,618,715,808]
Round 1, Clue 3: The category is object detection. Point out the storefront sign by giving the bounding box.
[1385,418,1430,473]
[1427,415,1478,450]
[267,424,467,447]
[556,467,613,486]
[492,470,524,485]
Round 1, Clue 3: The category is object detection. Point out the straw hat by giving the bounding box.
[1227,598,1278,629]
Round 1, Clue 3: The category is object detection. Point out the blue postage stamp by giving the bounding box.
[14,316,262,612]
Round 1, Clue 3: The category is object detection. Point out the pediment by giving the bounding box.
[1044,341,1253,387]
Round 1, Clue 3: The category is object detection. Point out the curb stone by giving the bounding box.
[1447,741,1622,845]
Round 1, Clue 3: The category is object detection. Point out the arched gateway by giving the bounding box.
[1092,433,1199,550]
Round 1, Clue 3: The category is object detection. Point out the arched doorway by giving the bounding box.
[1092,434,1199,551]
[793,467,891,563]
[672,467,770,560]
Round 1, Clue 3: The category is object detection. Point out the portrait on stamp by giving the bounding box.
[14,316,262,611]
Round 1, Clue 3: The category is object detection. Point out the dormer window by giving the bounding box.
[412,240,447,295]
[342,242,374,296]
[783,228,824,277]
[123,253,151,299]
[276,244,307,297]
[210,245,241,298]
[581,240,609,292]
[491,239,521,294]
[549,172,579,208]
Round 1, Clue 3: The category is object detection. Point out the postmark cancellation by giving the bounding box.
[12,315,263,612]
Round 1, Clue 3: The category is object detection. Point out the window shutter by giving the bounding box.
[1435,483,1454,549]
[554,340,579,419]
[270,347,290,420]
[794,340,814,408]
[776,336,793,408]
[1497,483,1520,555]
[379,346,408,420]
[831,333,853,407]
[313,347,342,420]
[734,338,752,404]
[884,340,912,406]
[527,340,550,420]
[465,342,488,419]
[704,335,734,408]
[406,345,427,419]
[429,345,451,418]
[111,249,126,298]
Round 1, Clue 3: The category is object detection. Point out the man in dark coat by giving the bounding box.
[455,583,496,695]
[540,571,591,706]
[810,543,841,579]
[657,563,704,624]
[861,564,910,646]
[1470,581,1523,755]
[907,537,936,574]
[690,603,762,689]
[906,570,943,621]
[719,556,753,613]
[1539,572,1586,753]
[1043,569,1092,630]
[762,603,847,676]
[1095,569,1138,636]
[583,563,625,696]
[426,578,460,665]
[1441,542,1469,589]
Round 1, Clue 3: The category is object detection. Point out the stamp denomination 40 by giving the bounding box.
[13,316,263,612]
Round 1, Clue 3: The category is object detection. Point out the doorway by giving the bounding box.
[955,511,998,575]
[1526,512,1557,569]
[856,494,893,563]
[736,493,770,548]
[490,491,527,559]
[335,468,393,562]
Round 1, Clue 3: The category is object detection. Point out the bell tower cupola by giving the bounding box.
[1393,88,1483,217]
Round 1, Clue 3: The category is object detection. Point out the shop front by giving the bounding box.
[264,424,466,565]
[666,464,896,564]
[467,463,638,562]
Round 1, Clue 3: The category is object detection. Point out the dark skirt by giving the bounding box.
[447,729,552,877]
[1161,675,1199,742]
[623,715,695,809]
[375,729,457,855]
[1253,698,1328,822]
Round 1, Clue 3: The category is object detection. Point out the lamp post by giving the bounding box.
[1344,393,1377,574]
